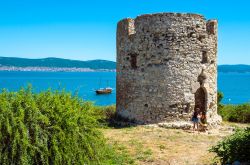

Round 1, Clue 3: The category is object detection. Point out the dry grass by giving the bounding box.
[102,122,249,165]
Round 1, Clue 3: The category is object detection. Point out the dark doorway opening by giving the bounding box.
[194,87,206,115]
[201,51,208,64]
[130,54,138,69]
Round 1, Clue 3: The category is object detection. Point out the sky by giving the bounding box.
[0,0,249,64]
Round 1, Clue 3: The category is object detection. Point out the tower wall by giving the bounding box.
[116,13,221,125]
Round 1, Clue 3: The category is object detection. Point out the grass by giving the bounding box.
[102,122,249,165]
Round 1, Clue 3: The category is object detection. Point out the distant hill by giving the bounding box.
[218,65,250,73]
[0,57,116,70]
[0,57,249,73]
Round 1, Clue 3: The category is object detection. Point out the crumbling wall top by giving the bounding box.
[117,12,217,38]
[136,12,204,19]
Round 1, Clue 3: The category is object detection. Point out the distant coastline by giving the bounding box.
[1,56,250,73]
[0,56,116,72]
[1,65,250,73]
[0,66,116,72]
[218,65,250,73]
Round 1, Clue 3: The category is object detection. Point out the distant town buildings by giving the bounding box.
[0,66,116,72]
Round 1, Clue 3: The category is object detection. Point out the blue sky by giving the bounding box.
[0,0,249,64]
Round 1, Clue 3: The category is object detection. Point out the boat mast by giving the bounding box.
[99,78,102,88]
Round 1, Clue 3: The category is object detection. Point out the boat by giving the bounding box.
[95,80,112,94]
[95,87,112,94]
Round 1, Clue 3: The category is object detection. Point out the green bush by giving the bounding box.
[217,92,250,123]
[91,105,116,127]
[217,91,224,105]
[218,104,250,123]
[217,91,224,111]
[92,105,138,128]
[210,128,250,164]
[0,86,128,165]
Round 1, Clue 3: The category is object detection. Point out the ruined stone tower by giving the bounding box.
[116,13,221,126]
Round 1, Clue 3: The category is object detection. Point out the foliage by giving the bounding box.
[218,104,250,123]
[91,105,117,127]
[217,91,224,112]
[0,86,129,165]
[92,105,137,128]
[210,128,250,164]
[217,91,224,105]
[217,92,250,123]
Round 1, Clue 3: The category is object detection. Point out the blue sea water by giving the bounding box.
[218,72,250,104]
[0,71,116,106]
[0,71,249,105]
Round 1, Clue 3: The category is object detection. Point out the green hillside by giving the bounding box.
[0,57,116,70]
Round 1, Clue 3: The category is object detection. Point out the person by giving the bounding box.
[200,113,207,124]
[199,112,208,132]
[191,108,200,131]
[197,111,203,131]
[198,111,202,123]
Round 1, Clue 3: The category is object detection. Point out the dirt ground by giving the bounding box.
[102,122,249,165]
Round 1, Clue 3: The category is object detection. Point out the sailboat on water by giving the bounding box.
[95,80,112,94]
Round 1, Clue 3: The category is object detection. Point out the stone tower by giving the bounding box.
[116,13,221,126]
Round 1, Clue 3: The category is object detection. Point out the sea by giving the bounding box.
[0,71,249,106]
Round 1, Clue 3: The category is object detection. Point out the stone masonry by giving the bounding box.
[116,13,222,126]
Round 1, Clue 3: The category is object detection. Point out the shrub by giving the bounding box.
[91,105,116,127]
[0,87,128,164]
[218,104,250,123]
[217,91,250,123]
[92,105,137,128]
[217,91,224,105]
[210,128,250,164]
[217,91,224,111]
